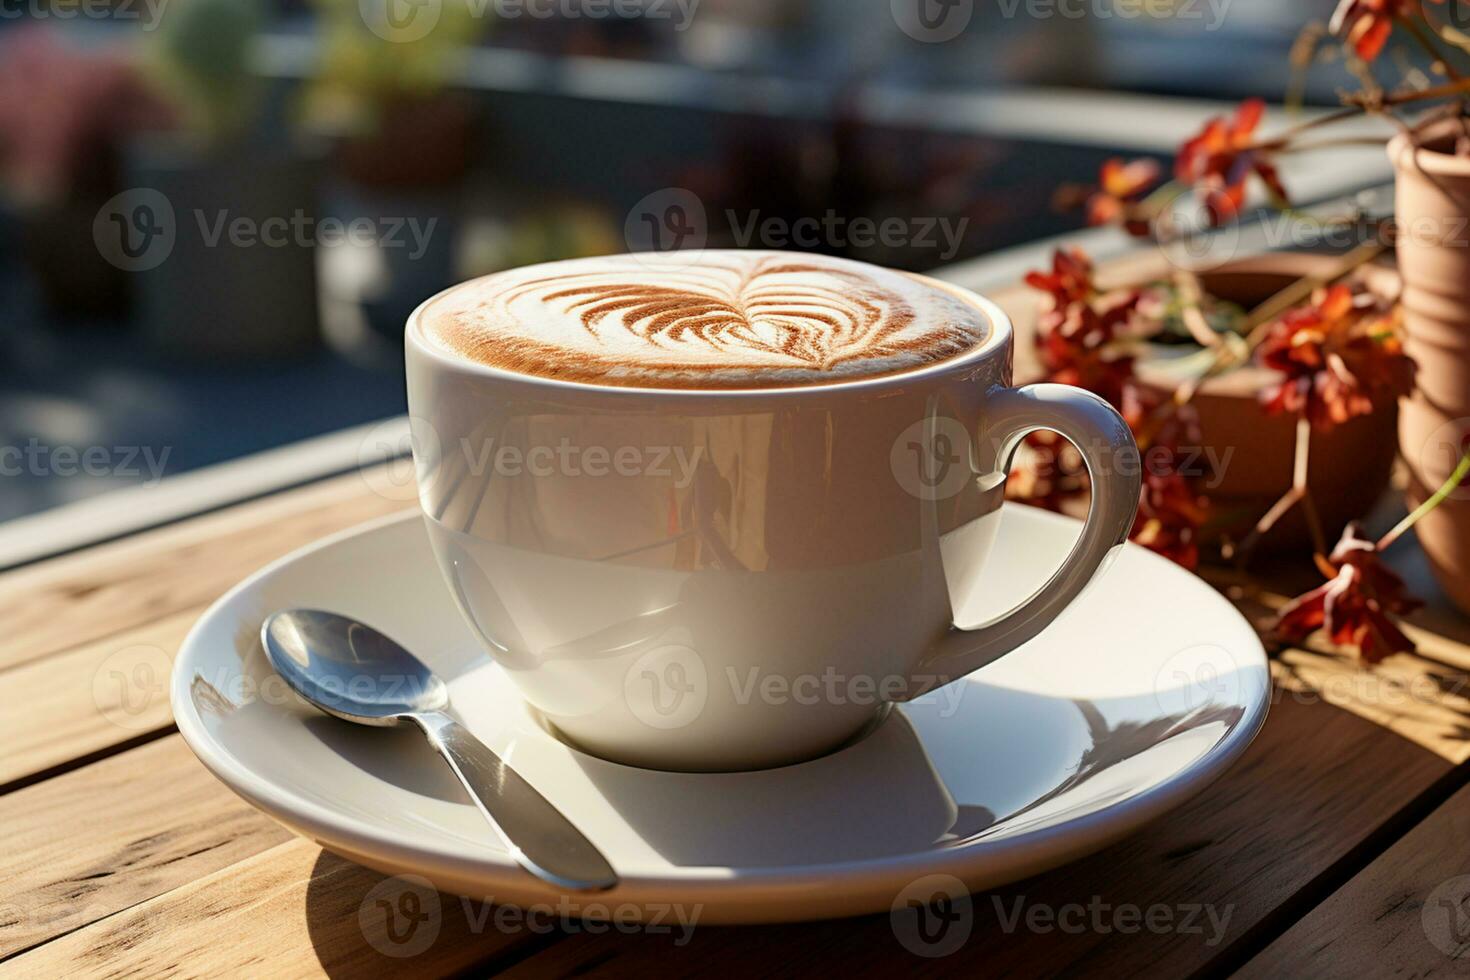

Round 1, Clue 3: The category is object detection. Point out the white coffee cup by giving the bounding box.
[406,259,1140,771]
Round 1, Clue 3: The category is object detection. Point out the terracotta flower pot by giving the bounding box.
[1391,120,1470,614]
[995,250,1400,556]
[1134,254,1400,553]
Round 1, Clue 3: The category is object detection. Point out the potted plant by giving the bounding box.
[997,250,1404,553]
[130,0,323,359]
[1009,2,1470,632]
[0,27,169,320]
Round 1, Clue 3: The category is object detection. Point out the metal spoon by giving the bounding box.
[261,609,617,893]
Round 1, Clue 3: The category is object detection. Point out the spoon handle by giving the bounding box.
[412,711,618,893]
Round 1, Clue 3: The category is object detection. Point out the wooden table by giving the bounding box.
[1,456,1469,977]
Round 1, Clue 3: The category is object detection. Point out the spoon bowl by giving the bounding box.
[263,610,448,725]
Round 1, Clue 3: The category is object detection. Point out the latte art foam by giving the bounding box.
[418,251,991,389]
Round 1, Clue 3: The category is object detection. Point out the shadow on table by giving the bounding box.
[302,850,543,976]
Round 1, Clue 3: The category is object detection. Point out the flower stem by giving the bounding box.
[1379,451,1470,551]
[1247,77,1470,154]
[1397,14,1465,83]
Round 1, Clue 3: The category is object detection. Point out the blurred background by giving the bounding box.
[0,0,1373,525]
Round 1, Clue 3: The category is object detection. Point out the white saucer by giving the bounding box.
[172,506,1269,925]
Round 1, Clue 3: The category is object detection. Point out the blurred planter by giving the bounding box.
[323,183,460,346]
[320,95,472,343]
[334,95,471,191]
[1391,120,1470,614]
[1133,253,1400,554]
[127,136,322,359]
[18,192,133,320]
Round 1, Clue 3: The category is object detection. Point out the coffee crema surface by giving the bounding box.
[417,251,991,389]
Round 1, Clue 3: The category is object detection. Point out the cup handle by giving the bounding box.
[905,384,1141,697]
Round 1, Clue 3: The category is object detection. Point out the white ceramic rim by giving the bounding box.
[404,253,1015,399]
[170,509,1271,899]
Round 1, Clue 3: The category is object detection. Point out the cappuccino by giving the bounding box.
[416,251,990,389]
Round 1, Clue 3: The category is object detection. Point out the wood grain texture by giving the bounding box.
[0,736,292,959]
[0,839,544,980]
[0,469,411,673]
[0,610,196,787]
[492,692,1452,979]
[1237,782,1470,978]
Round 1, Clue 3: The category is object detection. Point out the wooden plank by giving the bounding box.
[0,736,292,959]
[490,691,1452,979]
[0,470,411,673]
[0,610,197,787]
[1237,781,1470,978]
[0,839,544,979]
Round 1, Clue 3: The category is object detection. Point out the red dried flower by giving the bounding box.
[1024,246,1094,320]
[1257,284,1416,430]
[1122,387,1210,570]
[1330,0,1442,62]
[1009,384,1210,570]
[1024,248,1141,407]
[1086,157,1162,237]
[1005,430,1089,514]
[1175,99,1289,225]
[1131,469,1210,571]
[1273,523,1423,663]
